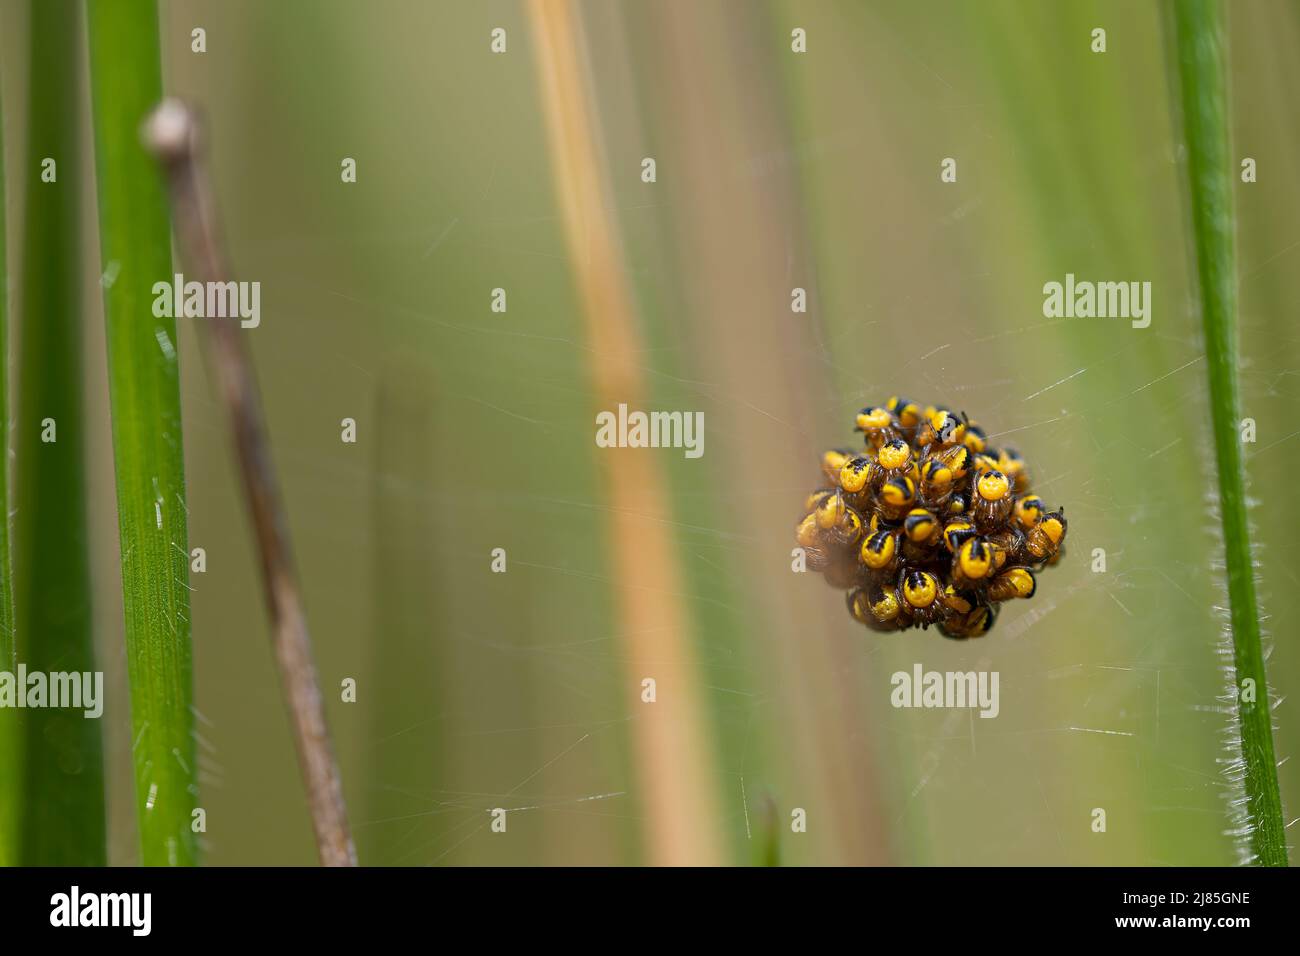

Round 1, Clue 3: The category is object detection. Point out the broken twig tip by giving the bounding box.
[143,97,198,163]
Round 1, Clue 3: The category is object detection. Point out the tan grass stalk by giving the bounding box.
[526,0,725,866]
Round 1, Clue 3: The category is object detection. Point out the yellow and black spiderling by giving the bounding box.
[798,401,1067,638]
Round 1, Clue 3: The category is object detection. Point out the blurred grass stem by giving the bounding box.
[14,0,104,866]
[527,0,726,865]
[0,57,17,868]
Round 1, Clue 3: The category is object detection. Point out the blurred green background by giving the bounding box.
[2,0,1297,865]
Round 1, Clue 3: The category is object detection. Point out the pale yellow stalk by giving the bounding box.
[526,0,725,866]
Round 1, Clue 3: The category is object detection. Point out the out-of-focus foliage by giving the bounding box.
[1,0,1295,864]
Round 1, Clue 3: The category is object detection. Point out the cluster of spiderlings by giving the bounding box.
[796,397,1067,639]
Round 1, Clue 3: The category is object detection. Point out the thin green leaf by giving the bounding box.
[87,0,199,866]
[0,56,20,869]
[15,0,104,866]
[1170,0,1288,865]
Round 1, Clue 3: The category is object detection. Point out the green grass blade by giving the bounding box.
[15,0,104,866]
[0,79,10,670]
[87,0,199,866]
[0,61,19,868]
[1171,0,1288,866]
